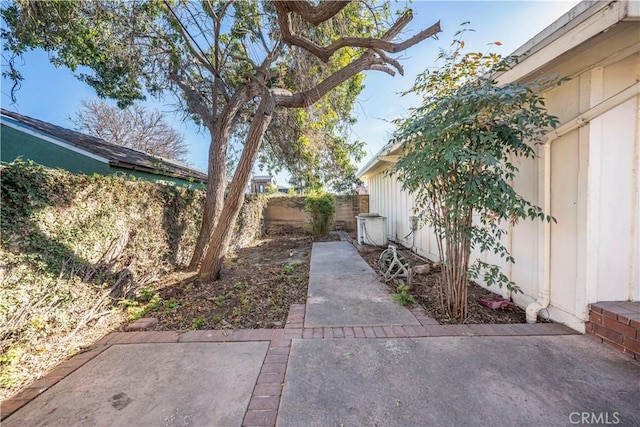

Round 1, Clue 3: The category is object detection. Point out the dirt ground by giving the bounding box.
[142,229,313,331]
[138,231,526,330]
[359,245,527,324]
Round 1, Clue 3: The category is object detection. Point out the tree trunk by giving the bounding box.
[188,88,251,270]
[198,94,276,281]
[441,210,472,322]
[187,131,228,270]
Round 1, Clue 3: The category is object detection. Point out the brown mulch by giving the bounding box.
[142,229,312,331]
[359,245,527,324]
[126,230,528,331]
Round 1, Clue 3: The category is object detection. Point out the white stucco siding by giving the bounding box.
[549,130,582,315]
[365,170,440,261]
[592,98,639,301]
[510,153,541,300]
[634,93,640,301]
[603,52,639,98]
[547,77,582,124]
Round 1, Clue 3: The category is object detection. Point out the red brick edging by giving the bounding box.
[242,304,304,426]
[0,344,111,420]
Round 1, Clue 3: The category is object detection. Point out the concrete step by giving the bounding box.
[586,301,640,361]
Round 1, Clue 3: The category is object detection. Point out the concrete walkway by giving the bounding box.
[305,241,419,327]
[278,243,640,426]
[279,335,640,426]
[3,241,639,426]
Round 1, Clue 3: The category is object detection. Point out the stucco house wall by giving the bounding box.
[358,0,639,332]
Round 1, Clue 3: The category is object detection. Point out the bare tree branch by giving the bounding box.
[276,0,351,25]
[373,48,403,75]
[326,20,441,56]
[274,8,441,108]
[168,68,215,128]
[369,64,395,75]
[275,5,440,63]
[70,100,189,161]
[274,51,374,108]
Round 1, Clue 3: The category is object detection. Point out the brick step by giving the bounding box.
[586,301,640,361]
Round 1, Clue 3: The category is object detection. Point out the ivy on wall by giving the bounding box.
[0,160,264,398]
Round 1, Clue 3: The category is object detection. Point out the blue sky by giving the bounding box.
[1,1,580,184]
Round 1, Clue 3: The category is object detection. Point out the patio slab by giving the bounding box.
[305,242,419,327]
[277,335,640,426]
[4,342,268,427]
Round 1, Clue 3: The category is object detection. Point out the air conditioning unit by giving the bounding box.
[356,214,388,246]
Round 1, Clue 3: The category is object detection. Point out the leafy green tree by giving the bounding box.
[391,30,561,321]
[2,0,440,281]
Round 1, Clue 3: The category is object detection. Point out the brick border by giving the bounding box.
[242,304,304,427]
[0,326,279,421]
[297,322,576,339]
[0,344,110,421]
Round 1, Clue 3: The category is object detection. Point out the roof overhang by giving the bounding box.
[357,141,402,179]
[1,111,208,183]
[495,0,638,85]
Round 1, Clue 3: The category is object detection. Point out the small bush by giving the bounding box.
[393,285,416,306]
[304,191,335,237]
[191,316,206,329]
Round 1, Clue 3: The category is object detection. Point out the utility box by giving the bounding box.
[356,214,388,246]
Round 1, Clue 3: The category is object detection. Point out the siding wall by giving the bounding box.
[362,28,639,332]
[1,124,205,189]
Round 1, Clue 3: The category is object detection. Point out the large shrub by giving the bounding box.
[304,191,336,237]
[0,160,205,397]
[0,160,264,398]
[392,30,561,322]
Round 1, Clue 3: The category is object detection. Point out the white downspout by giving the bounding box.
[525,82,640,323]
[527,142,552,323]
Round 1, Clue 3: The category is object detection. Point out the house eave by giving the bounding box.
[108,160,207,182]
[357,141,403,179]
[495,0,634,85]
[2,110,208,184]
[357,0,638,179]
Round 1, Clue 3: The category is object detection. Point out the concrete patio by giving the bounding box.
[3,241,639,426]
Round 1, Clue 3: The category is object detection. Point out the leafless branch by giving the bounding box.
[276,0,351,25]
[274,7,440,108]
[70,99,190,161]
[275,4,440,63]
[169,69,215,127]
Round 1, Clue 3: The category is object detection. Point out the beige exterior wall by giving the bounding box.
[360,5,639,332]
[265,195,369,232]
